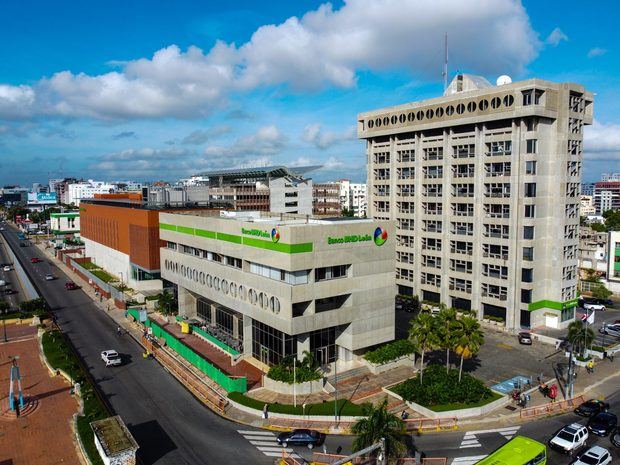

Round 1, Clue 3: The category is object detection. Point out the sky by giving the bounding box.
[0,0,618,186]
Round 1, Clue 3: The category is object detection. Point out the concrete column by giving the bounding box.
[210,304,216,324]
[243,314,253,355]
[177,286,196,319]
[232,315,239,339]
[296,334,310,360]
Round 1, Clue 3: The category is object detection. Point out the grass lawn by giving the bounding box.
[427,391,503,412]
[89,269,116,283]
[41,331,108,465]
[80,261,100,270]
[228,391,367,416]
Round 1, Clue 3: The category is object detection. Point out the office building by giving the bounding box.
[593,182,620,214]
[269,177,313,215]
[581,182,595,197]
[65,180,117,206]
[50,211,80,236]
[580,195,596,216]
[159,211,395,365]
[359,74,593,330]
[312,183,341,216]
[339,180,368,217]
[601,173,620,182]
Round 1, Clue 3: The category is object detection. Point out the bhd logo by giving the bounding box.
[374,226,388,246]
[271,228,280,243]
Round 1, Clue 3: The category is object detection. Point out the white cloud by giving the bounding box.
[587,47,607,58]
[0,0,539,121]
[545,27,568,46]
[204,125,286,158]
[303,124,355,150]
[180,126,231,145]
[584,120,620,160]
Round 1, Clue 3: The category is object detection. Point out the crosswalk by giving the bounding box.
[452,454,488,465]
[458,426,521,449]
[237,429,303,460]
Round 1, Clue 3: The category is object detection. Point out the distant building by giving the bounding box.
[594,182,620,214]
[578,226,608,276]
[50,211,80,237]
[312,183,341,216]
[65,180,117,206]
[339,179,368,217]
[269,177,313,215]
[601,173,620,182]
[580,195,596,216]
[581,182,595,196]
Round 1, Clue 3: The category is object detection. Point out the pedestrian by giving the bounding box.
[262,403,269,419]
[117,326,122,336]
[401,409,409,420]
[587,359,594,374]
[322,444,327,455]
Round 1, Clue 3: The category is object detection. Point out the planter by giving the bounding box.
[405,392,508,419]
[362,355,416,375]
[262,376,325,395]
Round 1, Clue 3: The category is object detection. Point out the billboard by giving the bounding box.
[27,192,57,205]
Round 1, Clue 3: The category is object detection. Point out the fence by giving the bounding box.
[145,319,247,393]
[520,395,585,419]
[310,452,447,465]
[405,417,458,432]
[192,325,240,356]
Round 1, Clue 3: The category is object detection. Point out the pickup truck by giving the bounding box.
[101,350,122,367]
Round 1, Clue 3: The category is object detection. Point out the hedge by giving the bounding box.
[228,392,367,416]
[267,363,321,384]
[391,364,495,408]
[363,339,416,365]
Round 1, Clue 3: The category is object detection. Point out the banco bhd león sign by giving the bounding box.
[241,228,270,239]
[327,226,388,246]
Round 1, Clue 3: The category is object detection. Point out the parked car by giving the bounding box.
[518,332,533,345]
[30,257,41,263]
[44,273,55,281]
[549,423,589,455]
[584,303,606,312]
[276,429,324,449]
[587,412,618,437]
[570,446,613,465]
[611,429,620,447]
[3,265,11,271]
[64,281,78,290]
[575,399,610,417]
[580,298,613,308]
[0,280,6,287]
[599,324,620,338]
[101,350,122,367]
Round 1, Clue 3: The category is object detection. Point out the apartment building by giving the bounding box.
[160,211,395,365]
[359,74,593,330]
[594,182,620,214]
[313,183,341,216]
[269,177,313,215]
[65,180,117,206]
[339,179,368,217]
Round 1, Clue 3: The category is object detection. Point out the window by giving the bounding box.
[526,139,538,154]
[523,226,534,240]
[523,247,534,261]
[525,118,538,132]
[525,204,536,218]
[525,183,537,197]
[522,90,533,106]
[315,265,349,281]
[525,161,537,175]
[166,241,177,250]
[521,289,532,304]
[315,294,350,313]
[522,268,533,283]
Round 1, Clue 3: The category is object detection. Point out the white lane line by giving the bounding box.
[459,444,482,449]
[249,440,279,446]
[244,435,277,440]
[257,446,292,452]
[463,426,520,435]
[452,455,488,464]
[237,430,274,436]
[460,439,480,445]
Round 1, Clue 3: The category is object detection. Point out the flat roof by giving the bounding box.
[167,210,375,227]
[90,416,138,457]
[195,165,322,179]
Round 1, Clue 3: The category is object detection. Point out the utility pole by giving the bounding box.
[334,354,338,425]
[293,356,297,408]
[442,33,449,92]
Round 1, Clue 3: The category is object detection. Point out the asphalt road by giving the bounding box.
[1,225,274,465]
[0,233,26,310]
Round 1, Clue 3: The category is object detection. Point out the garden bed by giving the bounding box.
[41,331,108,465]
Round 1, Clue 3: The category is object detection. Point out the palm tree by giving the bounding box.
[409,312,439,383]
[454,316,484,382]
[567,320,595,357]
[156,291,175,315]
[436,306,458,373]
[351,399,406,459]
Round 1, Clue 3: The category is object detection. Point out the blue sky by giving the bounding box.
[0,0,618,186]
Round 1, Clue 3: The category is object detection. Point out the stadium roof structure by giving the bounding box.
[196,165,322,185]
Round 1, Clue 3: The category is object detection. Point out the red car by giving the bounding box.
[65,281,78,290]
[30,257,42,263]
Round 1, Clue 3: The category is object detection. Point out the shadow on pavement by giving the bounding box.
[129,420,177,465]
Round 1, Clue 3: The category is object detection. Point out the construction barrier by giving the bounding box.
[405,417,458,432]
[520,395,585,419]
[311,452,446,465]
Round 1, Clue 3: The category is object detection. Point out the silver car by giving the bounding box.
[599,324,620,338]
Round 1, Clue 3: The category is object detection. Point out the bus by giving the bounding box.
[475,436,546,465]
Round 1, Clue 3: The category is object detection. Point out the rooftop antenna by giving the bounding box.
[442,32,449,92]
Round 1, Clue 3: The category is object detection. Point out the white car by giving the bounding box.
[571,446,612,465]
[599,324,620,338]
[3,265,11,271]
[584,303,606,311]
[44,273,55,281]
[549,423,588,455]
[101,350,122,367]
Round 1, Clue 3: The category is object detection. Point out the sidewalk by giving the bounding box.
[38,243,620,434]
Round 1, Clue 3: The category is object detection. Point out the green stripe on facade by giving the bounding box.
[159,223,178,232]
[177,225,195,235]
[160,222,313,253]
[615,248,620,256]
[195,228,216,239]
[217,232,242,244]
[615,262,620,271]
[50,213,79,218]
[528,298,578,312]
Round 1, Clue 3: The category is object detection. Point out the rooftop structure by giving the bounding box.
[90,416,139,465]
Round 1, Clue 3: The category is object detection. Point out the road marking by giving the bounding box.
[237,429,302,460]
[452,455,487,464]
[237,430,274,436]
[459,426,520,449]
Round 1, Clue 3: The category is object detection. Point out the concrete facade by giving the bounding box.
[269,177,313,215]
[339,179,368,217]
[159,211,395,365]
[50,211,80,235]
[359,76,593,330]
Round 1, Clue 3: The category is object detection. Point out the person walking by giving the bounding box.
[587,359,594,374]
[116,326,122,336]
[262,403,269,419]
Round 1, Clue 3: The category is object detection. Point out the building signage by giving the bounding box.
[241,228,270,239]
[27,192,57,205]
[327,226,388,246]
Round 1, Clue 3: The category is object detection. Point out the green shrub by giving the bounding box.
[391,365,495,408]
[228,392,366,416]
[575,355,592,362]
[363,339,416,365]
[485,315,505,323]
[267,362,321,383]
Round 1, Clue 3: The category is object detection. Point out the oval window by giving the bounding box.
[446,105,454,116]
[479,99,489,111]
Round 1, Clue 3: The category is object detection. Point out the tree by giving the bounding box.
[351,399,406,459]
[436,305,458,373]
[409,313,439,383]
[567,320,594,357]
[156,291,175,315]
[583,268,599,283]
[590,222,607,233]
[592,284,612,301]
[603,209,620,231]
[454,316,484,382]
[341,207,355,217]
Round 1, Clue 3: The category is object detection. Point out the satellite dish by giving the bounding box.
[496,75,512,86]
